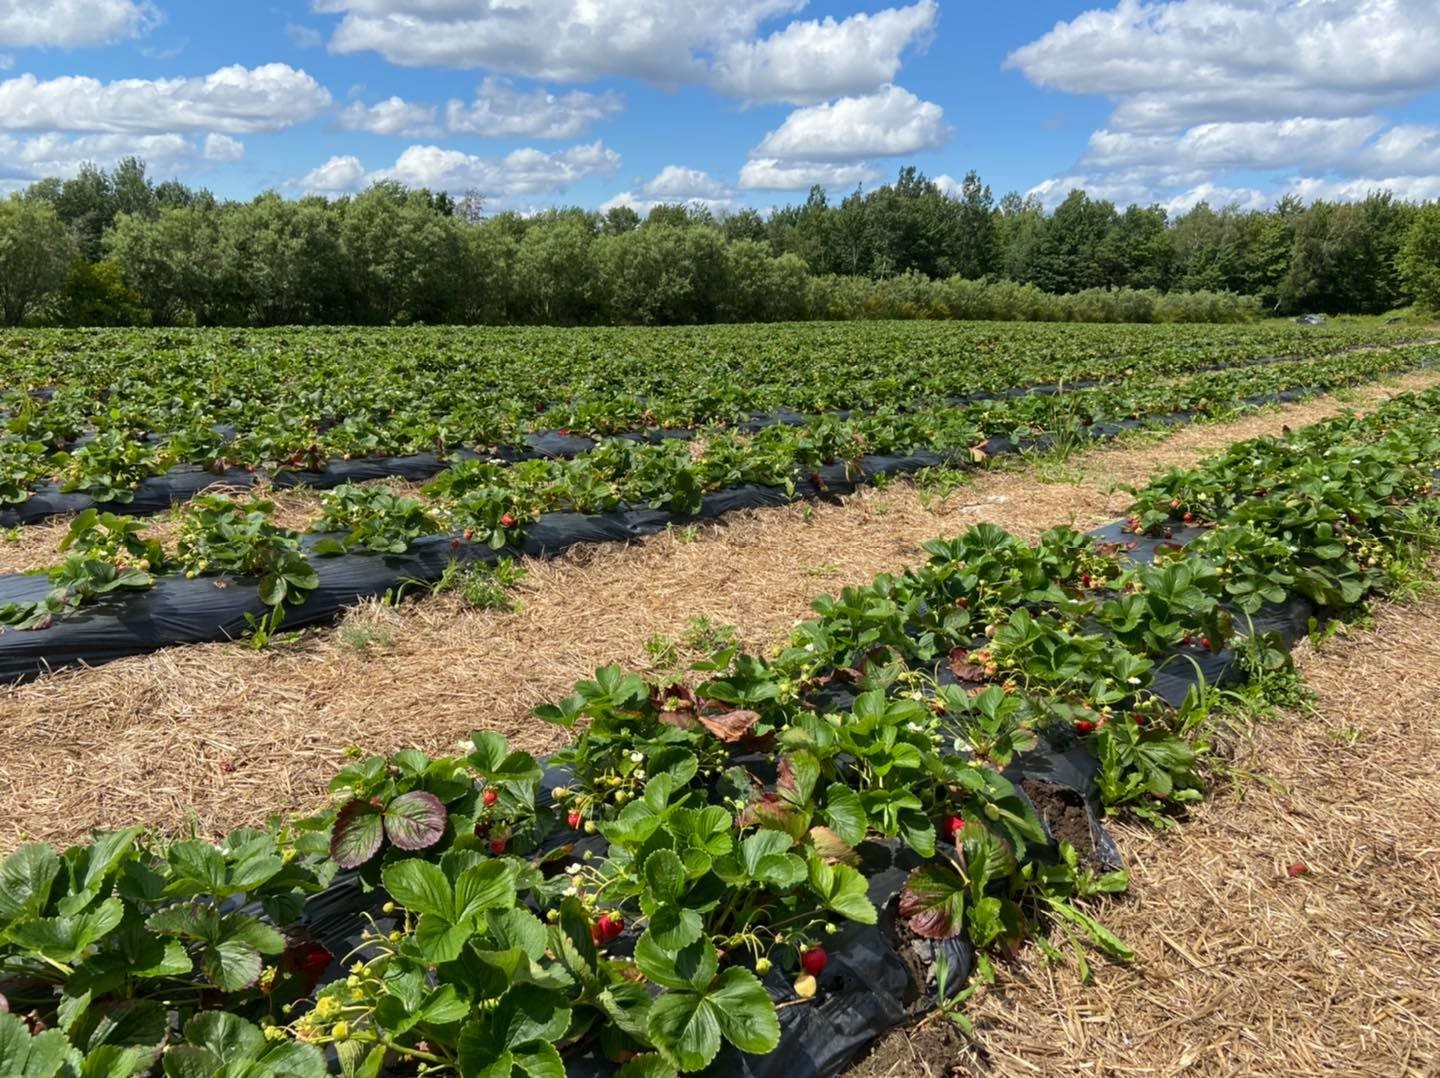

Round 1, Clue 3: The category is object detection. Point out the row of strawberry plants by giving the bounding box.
[1,344,1431,635]
[1,323,1425,511]
[2,385,1438,1075]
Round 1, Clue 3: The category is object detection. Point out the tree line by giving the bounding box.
[0,158,1437,328]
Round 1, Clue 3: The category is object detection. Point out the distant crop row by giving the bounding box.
[3,339,1433,638]
[0,321,1426,513]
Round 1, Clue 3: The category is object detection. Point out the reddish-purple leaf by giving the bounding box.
[383,790,448,851]
[898,864,968,940]
[330,800,384,869]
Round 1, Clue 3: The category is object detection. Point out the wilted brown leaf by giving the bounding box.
[698,709,762,743]
[948,646,991,683]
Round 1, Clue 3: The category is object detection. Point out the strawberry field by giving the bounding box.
[0,321,1436,678]
[0,321,1429,523]
[1,322,1439,1076]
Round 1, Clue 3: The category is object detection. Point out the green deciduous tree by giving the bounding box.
[1399,203,1440,312]
[59,259,147,326]
[221,193,347,324]
[337,183,467,324]
[0,196,75,325]
[105,203,228,325]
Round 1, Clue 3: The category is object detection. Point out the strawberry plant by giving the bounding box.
[0,511,160,628]
[932,683,1039,768]
[175,494,318,608]
[310,483,445,555]
[0,439,47,505]
[1096,558,1233,655]
[54,430,171,504]
[320,738,541,874]
[1091,716,1205,827]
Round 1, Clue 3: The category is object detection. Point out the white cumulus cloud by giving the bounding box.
[0,65,332,134]
[738,158,880,190]
[339,96,440,137]
[1009,0,1440,209]
[1005,0,1440,131]
[338,80,621,140]
[202,132,245,161]
[298,154,366,193]
[319,0,802,83]
[445,78,623,139]
[301,141,622,199]
[601,164,739,214]
[709,0,936,104]
[751,84,948,161]
[642,165,732,200]
[375,141,621,194]
[1285,173,1440,204]
[317,0,933,107]
[0,132,214,183]
[1084,117,1387,172]
[0,0,159,48]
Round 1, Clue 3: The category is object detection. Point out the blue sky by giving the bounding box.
[2,1,1438,213]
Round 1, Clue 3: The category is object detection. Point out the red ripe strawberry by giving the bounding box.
[1200,637,1211,649]
[482,788,499,806]
[567,811,582,829]
[945,815,965,839]
[590,913,624,945]
[500,513,516,528]
[277,940,334,995]
[451,538,462,549]
[800,947,827,976]
[1131,712,1147,726]
[1075,720,1096,735]
[1080,573,1093,588]
[1286,861,1308,878]
[489,838,508,856]
[1182,512,1195,523]
[245,464,256,474]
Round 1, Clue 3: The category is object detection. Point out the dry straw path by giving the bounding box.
[1,371,1438,850]
[851,591,1440,1078]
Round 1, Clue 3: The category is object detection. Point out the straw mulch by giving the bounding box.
[850,592,1440,1077]
[1,372,1438,850]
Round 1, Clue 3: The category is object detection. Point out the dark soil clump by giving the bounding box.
[1020,778,1100,867]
